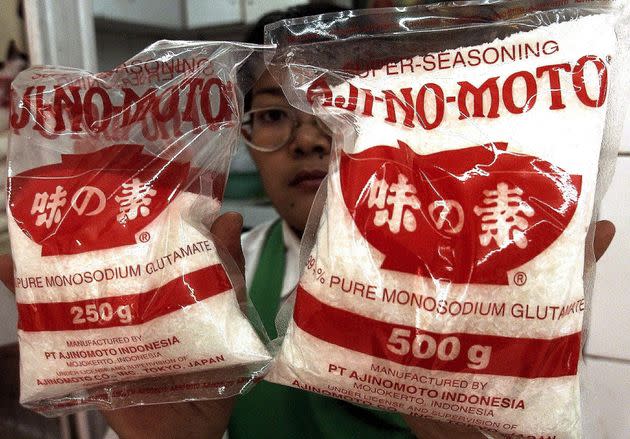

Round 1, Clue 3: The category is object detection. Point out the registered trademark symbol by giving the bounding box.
[514,272,527,286]
[138,232,150,243]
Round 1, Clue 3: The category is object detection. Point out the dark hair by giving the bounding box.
[244,3,348,111]
[245,4,348,44]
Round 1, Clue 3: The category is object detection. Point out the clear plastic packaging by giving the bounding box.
[265,2,630,437]
[7,40,272,416]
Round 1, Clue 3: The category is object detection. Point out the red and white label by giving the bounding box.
[294,285,580,379]
[8,144,190,256]
[18,264,232,332]
[340,142,581,285]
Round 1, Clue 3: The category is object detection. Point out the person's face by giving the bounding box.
[244,71,331,233]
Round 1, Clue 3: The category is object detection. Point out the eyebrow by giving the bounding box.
[253,87,284,97]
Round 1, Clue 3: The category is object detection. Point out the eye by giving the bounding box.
[255,108,290,125]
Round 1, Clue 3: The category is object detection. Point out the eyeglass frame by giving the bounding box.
[241,105,332,152]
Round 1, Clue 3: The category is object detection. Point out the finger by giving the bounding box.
[210,212,245,274]
[0,254,15,293]
[594,220,615,262]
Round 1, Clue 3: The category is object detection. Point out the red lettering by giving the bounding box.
[10,85,35,130]
[182,78,204,127]
[416,83,445,130]
[153,84,180,122]
[457,77,500,119]
[306,78,333,107]
[83,87,112,133]
[384,88,415,128]
[503,71,537,114]
[53,86,83,132]
[361,88,377,117]
[121,88,157,126]
[334,83,358,112]
[573,55,608,108]
[200,78,231,124]
[537,63,571,110]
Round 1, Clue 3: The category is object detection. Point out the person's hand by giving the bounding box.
[102,393,235,439]
[100,212,246,439]
[402,220,617,439]
[0,212,246,439]
[592,220,615,262]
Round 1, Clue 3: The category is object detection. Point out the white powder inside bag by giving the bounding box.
[269,14,617,438]
[11,190,271,411]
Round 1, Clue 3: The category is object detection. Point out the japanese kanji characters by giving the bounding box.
[367,173,467,236]
[368,174,421,233]
[474,182,535,249]
[71,186,106,216]
[429,200,464,234]
[366,176,537,248]
[30,179,158,228]
[31,186,67,229]
[115,178,157,223]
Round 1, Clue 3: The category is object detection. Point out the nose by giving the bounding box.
[287,112,331,158]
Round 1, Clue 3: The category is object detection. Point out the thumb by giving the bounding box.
[209,212,246,305]
[209,212,245,276]
[594,220,615,262]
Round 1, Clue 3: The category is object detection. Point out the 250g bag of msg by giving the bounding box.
[7,41,272,415]
[265,1,630,437]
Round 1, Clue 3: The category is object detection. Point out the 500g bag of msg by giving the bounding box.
[8,41,272,416]
[265,1,630,437]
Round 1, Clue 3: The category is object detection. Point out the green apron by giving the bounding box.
[229,221,415,439]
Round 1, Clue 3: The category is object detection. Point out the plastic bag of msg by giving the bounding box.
[8,40,272,416]
[264,1,630,438]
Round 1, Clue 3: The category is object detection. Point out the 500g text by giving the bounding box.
[387,328,492,370]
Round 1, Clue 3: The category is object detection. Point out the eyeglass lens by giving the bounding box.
[247,108,294,150]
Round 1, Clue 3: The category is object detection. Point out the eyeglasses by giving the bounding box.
[241,106,331,152]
